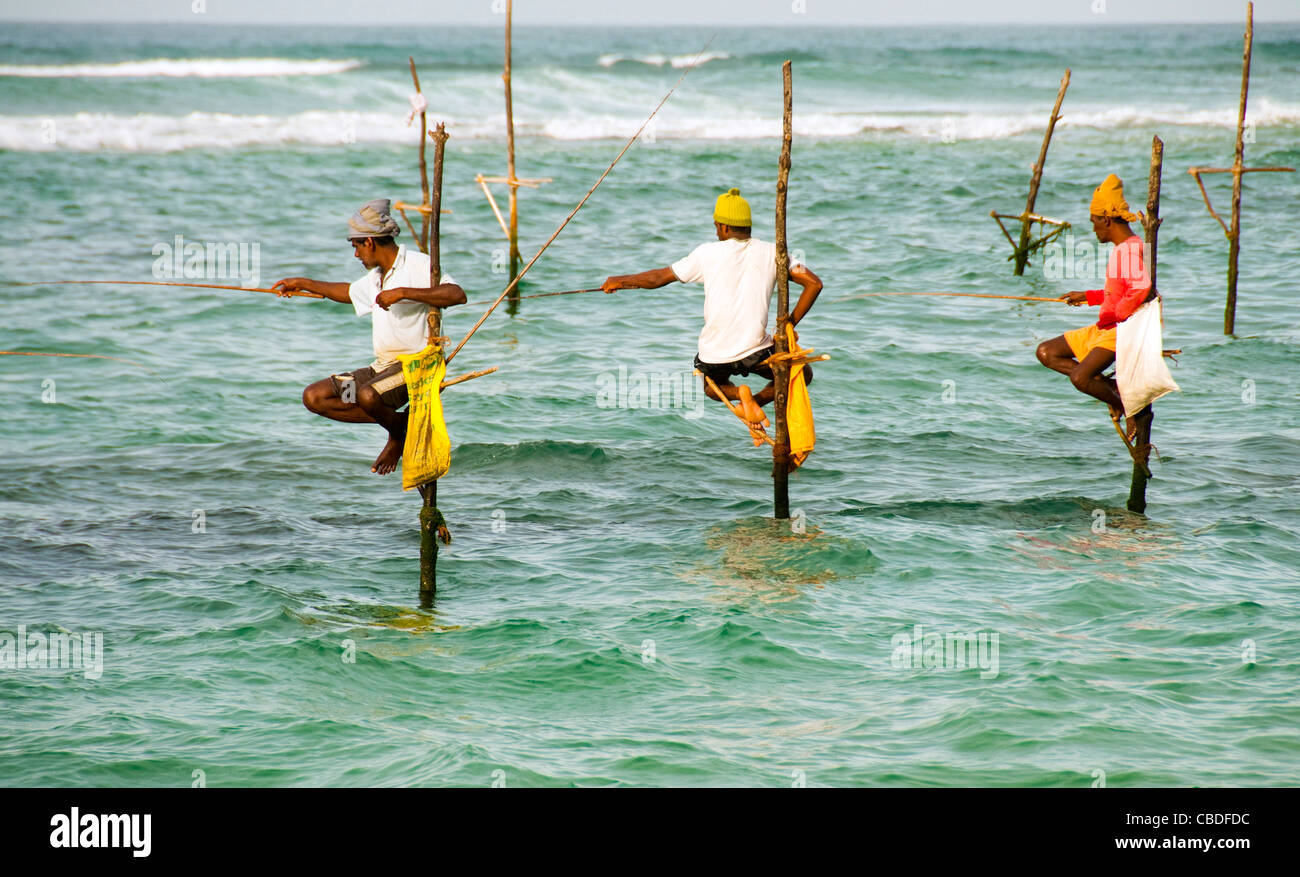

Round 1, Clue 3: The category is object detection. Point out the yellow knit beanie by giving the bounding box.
[1089,174,1139,222]
[713,187,752,227]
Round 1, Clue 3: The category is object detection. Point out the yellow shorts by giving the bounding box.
[1064,324,1116,361]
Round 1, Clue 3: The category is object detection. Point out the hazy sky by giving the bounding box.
[1,0,1295,26]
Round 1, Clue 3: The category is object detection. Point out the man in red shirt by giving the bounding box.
[1036,174,1155,440]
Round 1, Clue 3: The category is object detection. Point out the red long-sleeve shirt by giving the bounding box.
[1084,235,1152,329]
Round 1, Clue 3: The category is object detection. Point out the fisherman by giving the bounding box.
[600,187,823,443]
[272,199,466,475]
[1037,174,1156,440]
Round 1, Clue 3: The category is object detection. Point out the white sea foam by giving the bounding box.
[597,51,731,68]
[3,99,1296,152]
[0,57,363,78]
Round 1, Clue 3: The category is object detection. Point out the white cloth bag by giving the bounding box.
[1116,298,1180,417]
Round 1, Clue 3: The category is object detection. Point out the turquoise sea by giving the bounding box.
[2,21,1299,787]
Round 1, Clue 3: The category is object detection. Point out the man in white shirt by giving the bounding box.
[600,187,822,442]
[272,199,467,475]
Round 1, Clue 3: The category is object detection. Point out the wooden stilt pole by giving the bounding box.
[504,0,520,293]
[1128,134,1163,514]
[409,58,431,255]
[428,122,448,338]
[1188,4,1292,336]
[1225,3,1253,336]
[1013,69,1070,275]
[419,122,450,600]
[772,61,794,520]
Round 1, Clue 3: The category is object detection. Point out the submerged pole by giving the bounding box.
[1129,134,1163,514]
[419,122,449,598]
[772,61,793,519]
[1225,2,1253,336]
[1014,68,1070,275]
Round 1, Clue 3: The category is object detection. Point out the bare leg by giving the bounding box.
[1035,336,1077,377]
[701,377,768,445]
[358,384,407,475]
[1070,347,1123,411]
[303,378,374,424]
[1039,338,1135,435]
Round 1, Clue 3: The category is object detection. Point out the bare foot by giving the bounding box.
[371,435,403,474]
[1108,405,1135,442]
[737,386,770,429]
[731,388,766,446]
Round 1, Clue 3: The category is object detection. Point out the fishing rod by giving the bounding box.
[516,286,603,300]
[0,350,153,369]
[493,287,1067,304]
[445,32,716,364]
[834,290,1066,304]
[0,280,324,298]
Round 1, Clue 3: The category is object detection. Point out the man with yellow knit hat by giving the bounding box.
[1036,174,1155,439]
[601,187,823,442]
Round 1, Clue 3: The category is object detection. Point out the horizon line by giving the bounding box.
[1,17,1294,27]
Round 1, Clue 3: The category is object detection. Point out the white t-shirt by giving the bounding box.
[672,237,787,364]
[348,245,456,366]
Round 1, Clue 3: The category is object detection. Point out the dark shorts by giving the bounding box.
[330,361,408,408]
[694,345,775,383]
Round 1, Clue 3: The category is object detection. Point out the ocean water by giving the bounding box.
[1,22,1299,787]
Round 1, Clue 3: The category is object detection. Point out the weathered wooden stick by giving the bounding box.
[504,0,521,290]
[446,38,712,365]
[837,290,1064,304]
[1128,134,1164,513]
[0,349,153,370]
[475,174,512,239]
[4,279,323,298]
[1193,166,1295,174]
[478,175,551,188]
[393,200,452,215]
[1144,137,1163,297]
[772,60,794,518]
[409,58,431,254]
[515,287,603,300]
[1013,68,1070,275]
[427,123,449,341]
[1127,409,1154,514]
[418,121,450,599]
[696,371,775,446]
[397,208,421,244]
[1225,2,1253,336]
[1190,165,1295,238]
[1187,168,1231,235]
[440,365,498,390]
[991,212,1019,249]
[993,210,1070,225]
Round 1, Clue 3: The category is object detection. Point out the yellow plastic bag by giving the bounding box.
[397,343,451,490]
[785,325,815,470]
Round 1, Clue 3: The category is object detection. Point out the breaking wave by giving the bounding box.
[596,51,732,68]
[2,99,1297,152]
[0,57,363,78]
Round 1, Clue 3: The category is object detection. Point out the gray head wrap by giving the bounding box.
[347,198,401,239]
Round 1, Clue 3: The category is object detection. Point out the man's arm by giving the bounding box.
[376,283,467,310]
[272,277,352,303]
[788,264,823,326]
[601,267,678,294]
[1061,289,1104,306]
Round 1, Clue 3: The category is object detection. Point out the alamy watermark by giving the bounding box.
[152,234,261,288]
[891,624,999,679]
[596,365,705,419]
[1042,233,1150,284]
[1,625,103,679]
